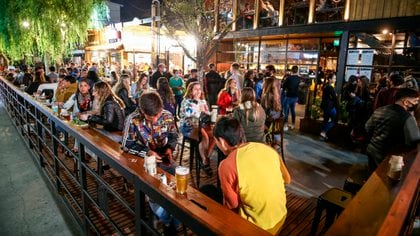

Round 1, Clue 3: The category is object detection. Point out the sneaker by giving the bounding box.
[320,132,327,140]
[283,125,289,132]
[289,124,295,130]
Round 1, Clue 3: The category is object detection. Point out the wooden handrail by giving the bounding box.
[326,145,420,236]
[0,77,270,235]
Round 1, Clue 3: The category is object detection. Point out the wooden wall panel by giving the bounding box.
[350,0,358,20]
[354,0,363,20]
[370,0,378,20]
[406,0,416,16]
[390,0,400,17]
[375,0,385,19]
[398,0,408,17]
[361,0,371,20]
[383,0,392,18]
[416,0,420,15]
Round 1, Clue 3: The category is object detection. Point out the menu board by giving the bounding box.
[347,49,359,65]
[346,49,374,66]
[360,49,374,65]
[345,67,359,81]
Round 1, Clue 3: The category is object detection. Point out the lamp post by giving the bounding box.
[151,0,161,69]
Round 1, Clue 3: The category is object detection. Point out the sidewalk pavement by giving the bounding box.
[0,100,80,235]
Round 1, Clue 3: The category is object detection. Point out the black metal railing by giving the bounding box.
[0,77,268,236]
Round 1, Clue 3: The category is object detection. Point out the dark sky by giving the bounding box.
[111,0,152,21]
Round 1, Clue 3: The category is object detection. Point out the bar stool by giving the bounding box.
[178,136,202,188]
[310,187,353,235]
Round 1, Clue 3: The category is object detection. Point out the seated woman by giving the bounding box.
[113,74,137,115]
[80,81,125,132]
[131,73,149,102]
[233,88,266,143]
[217,78,240,115]
[157,77,176,116]
[25,71,47,95]
[180,82,213,176]
[121,92,178,174]
[62,78,93,115]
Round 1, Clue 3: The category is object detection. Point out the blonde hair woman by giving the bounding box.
[233,87,266,143]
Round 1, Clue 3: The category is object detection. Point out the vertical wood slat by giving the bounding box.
[383,0,392,18]
[369,0,378,20]
[354,0,362,20]
[407,0,417,16]
[361,0,371,20]
[375,0,385,19]
[390,0,400,18]
[350,0,358,20]
[398,0,408,17]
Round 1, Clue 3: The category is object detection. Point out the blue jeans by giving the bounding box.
[322,107,336,134]
[283,97,298,124]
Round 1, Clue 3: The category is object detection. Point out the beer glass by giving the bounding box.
[175,166,189,194]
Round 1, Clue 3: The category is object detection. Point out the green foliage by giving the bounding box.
[310,96,322,120]
[0,0,107,63]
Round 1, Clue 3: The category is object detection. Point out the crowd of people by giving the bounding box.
[2,60,419,234]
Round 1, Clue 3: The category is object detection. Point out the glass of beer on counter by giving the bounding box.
[175,166,189,194]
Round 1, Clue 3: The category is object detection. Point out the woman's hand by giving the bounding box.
[79,113,91,121]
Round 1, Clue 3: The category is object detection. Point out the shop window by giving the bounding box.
[258,0,279,28]
[260,40,287,75]
[234,41,260,69]
[237,0,256,30]
[315,0,345,23]
[284,0,309,26]
[219,0,233,31]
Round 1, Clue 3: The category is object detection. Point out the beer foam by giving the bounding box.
[176,166,189,175]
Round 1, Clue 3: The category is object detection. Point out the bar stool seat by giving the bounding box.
[311,187,353,235]
[179,135,202,188]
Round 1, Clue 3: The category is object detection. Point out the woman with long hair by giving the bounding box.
[348,75,373,145]
[25,71,47,95]
[180,82,213,176]
[131,73,149,101]
[233,87,266,143]
[62,78,93,115]
[113,74,136,115]
[81,81,125,131]
[217,78,241,115]
[157,77,176,115]
[261,76,282,122]
[243,70,255,89]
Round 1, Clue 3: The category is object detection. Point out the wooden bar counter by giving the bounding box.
[326,145,420,236]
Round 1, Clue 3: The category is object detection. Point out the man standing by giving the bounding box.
[214,116,291,234]
[203,63,225,106]
[150,63,169,89]
[227,62,243,90]
[365,88,420,172]
[282,65,301,131]
[373,73,404,110]
[185,68,199,89]
[47,66,59,83]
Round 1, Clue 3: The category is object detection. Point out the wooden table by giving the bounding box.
[326,145,420,235]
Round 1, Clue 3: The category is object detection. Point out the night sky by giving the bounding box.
[111,0,152,21]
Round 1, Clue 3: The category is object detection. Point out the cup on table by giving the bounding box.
[60,110,71,121]
[175,166,189,194]
[144,155,157,176]
[51,104,59,115]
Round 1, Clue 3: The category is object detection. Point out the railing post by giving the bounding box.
[135,180,148,236]
[78,142,90,234]
[36,109,45,167]
[51,121,61,192]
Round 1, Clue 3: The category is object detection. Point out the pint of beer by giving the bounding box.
[175,166,189,194]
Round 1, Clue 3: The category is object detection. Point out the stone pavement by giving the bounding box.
[0,100,80,236]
